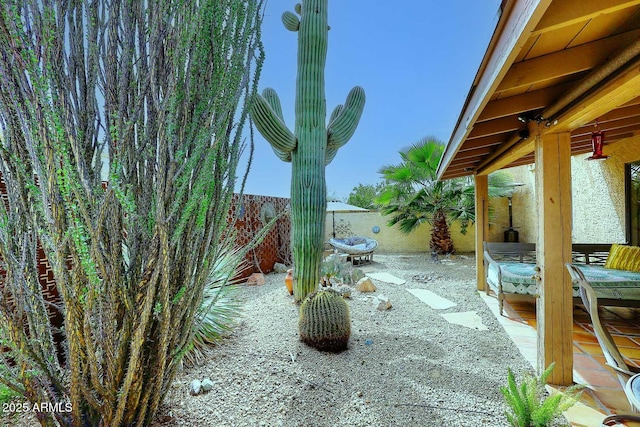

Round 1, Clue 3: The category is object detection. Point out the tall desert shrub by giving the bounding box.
[0,0,265,425]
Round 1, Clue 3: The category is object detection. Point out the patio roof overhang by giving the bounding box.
[437,0,640,180]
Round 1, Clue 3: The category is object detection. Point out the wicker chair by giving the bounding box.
[328,236,378,265]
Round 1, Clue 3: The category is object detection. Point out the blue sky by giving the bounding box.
[239,0,502,199]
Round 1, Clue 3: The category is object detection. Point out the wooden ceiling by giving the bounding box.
[438,0,640,180]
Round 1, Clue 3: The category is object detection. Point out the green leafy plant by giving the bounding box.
[347,182,387,210]
[501,363,583,427]
[187,213,285,365]
[0,384,18,407]
[184,244,247,366]
[0,1,266,424]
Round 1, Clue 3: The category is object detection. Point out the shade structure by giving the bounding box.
[326,202,369,238]
[326,201,369,213]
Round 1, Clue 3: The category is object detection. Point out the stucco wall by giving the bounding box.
[324,211,476,254]
[499,135,640,244]
[497,165,537,243]
[486,187,534,243]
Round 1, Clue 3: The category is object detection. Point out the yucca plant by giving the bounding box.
[184,241,249,366]
[501,363,583,427]
[186,207,286,366]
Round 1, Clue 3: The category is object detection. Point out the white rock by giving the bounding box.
[273,262,288,273]
[375,294,392,311]
[189,379,202,396]
[201,378,214,392]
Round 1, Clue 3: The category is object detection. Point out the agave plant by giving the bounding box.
[184,240,250,366]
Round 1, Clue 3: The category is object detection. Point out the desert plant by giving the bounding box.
[250,0,365,303]
[299,289,351,351]
[320,253,352,286]
[377,136,515,254]
[185,241,249,366]
[501,363,583,427]
[0,0,265,425]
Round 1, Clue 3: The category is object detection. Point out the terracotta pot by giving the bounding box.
[284,269,294,295]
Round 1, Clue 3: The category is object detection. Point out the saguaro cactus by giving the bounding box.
[251,0,365,302]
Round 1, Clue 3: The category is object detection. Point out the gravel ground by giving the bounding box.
[4,253,543,427]
[160,253,537,427]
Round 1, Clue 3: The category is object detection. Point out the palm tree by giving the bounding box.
[377,136,512,254]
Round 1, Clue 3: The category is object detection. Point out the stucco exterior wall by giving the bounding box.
[486,186,535,243]
[498,136,640,244]
[497,165,537,243]
[324,211,477,254]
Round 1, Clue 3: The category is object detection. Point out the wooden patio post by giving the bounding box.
[475,174,489,291]
[535,131,573,385]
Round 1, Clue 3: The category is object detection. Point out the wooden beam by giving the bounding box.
[478,59,640,175]
[478,83,572,122]
[475,122,537,176]
[441,170,473,180]
[535,132,573,385]
[468,116,522,139]
[582,103,640,125]
[438,0,552,181]
[496,29,640,93]
[506,156,536,168]
[447,159,479,168]
[546,57,640,132]
[454,146,494,160]
[459,134,506,151]
[533,0,640,35]
[475,175,489,291]
[571,118,640,139]
[571,129,639,145]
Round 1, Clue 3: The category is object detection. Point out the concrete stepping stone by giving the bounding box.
[440,311,488,331]
[406,288,456,310]
[368,272,406,285]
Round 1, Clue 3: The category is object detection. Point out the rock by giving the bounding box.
[375,294,392,311]
[336,285,352,299]
[351,269,366,283]
[189,379,202,396]
[273,262,288,273]
[201,378,214,392]
[246,272,266,286]
[355,277,376,292]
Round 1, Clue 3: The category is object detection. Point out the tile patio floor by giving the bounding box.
[479,292,640,427]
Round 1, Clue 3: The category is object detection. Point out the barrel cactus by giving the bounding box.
[250,0,365,303]
[299,289,351,352]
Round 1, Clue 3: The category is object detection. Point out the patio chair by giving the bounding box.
[566,263,640,424]
[328,236,378,265]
